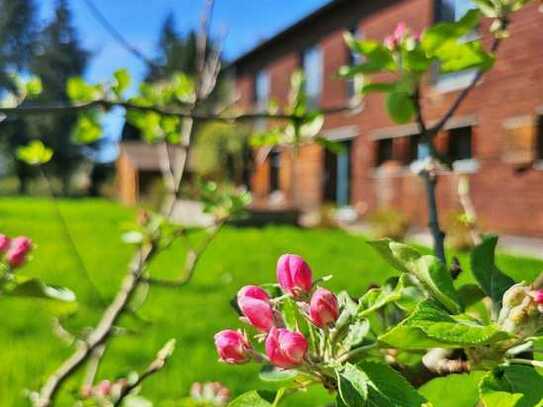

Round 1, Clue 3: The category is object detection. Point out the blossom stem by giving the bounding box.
[337,343,378,363]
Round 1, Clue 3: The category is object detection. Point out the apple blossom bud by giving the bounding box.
[393,22,408,41]
[6,236,32,268]
[276,254,313,297]
[0,234,10,252]
[237,285,275,332]
[534,290,543,305]
[10,236,32,254]
[309,288,339,328]
[384,35,397,50]
[265,327,308,369]
[214,329,252,364]
[95,380,112,397]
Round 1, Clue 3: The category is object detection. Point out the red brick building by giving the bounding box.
[230,0,543,236]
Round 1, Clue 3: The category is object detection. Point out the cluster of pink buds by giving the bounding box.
[190,381,231,406]
[80,379,128,401]
[0,234,32,268]
[214,254,340,371]
[384,22,420,51]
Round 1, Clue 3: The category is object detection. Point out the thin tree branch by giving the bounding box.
[429,34,504,135]
[112,339,176,406]
[83,345,105,388]
[34,3,224,404]
[143,221,224,288]
[0,99,355,123]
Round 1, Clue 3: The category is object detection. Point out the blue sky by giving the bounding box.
[37,0,330,160]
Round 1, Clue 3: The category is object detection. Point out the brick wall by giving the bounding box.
[235,0,543,236]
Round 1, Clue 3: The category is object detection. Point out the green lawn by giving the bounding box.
[1,197,542,406]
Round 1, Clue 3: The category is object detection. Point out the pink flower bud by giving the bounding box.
[276,254,313,297]
[95,380,112,397]
[214,329,252,364]
[237,285,275,332]
[384,35,397,50]
[265,327,308,369]
[309,288,339,328]
[393,22,408,41]
[0,234,10,252]
[534,290,543,305]
[6,236,32,268]
[7,251,26,268]
[10,236,32,254]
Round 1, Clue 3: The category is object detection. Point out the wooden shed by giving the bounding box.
[116,141,189,205]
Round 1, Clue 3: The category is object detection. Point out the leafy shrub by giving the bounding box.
[368,208,410,241]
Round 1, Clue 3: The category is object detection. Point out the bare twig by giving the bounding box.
[34,3,225,405]
[0,99,355,124]
[83,345,105,388]
[113,339,176,406]
[144,221,224,288]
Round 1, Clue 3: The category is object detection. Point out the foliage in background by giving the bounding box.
[367,208,410,241]
[192,122,251,184]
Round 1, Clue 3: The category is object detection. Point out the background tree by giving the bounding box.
[25,0,90,194]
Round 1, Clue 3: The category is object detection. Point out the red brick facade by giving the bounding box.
[232,0,543,236]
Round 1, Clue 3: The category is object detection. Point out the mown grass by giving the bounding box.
[0,197,542,406]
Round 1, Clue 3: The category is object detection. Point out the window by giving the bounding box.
[447,126,472,162]
[254,70,269,130]
[434,0,478,92]
[269,150,280,192]
[254,70,269,110]
[323,140,352,206]
[376,138,393,166]
[346,24,363,101]
[301,45,322,108]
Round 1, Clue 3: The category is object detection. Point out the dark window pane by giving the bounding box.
[537,116,543,160]
[269,150,280,192]
[448,126,472,161]
[376,138,393,166]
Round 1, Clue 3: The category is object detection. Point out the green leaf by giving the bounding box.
[280,297,300,331]
[471,235,515,306]
[480,365,543,407]
[361,82,397,94]
[368,240,461,314]
[112,68,131,97]
[337,363,369,406]
[386,90,415,124]
[259,365,299,383]
[379,300,510,350]
[471,0,498,17]
[419,372,486,407]
[66,77,102,102]
[71,113,102,144]
[403,47,433,72]
[341,37,396,74]
[16,140,53,165]
[421,9,481,54]
[4,277,76,302]
[299,112,324,138]
[436,40,495,73]
[25,76,43,97]
[338,362,427,407]
[228,391,273,407]
[315,137,347,154]
[342,320,371,351]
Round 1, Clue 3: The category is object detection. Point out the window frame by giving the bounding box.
[300,44,323,108]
